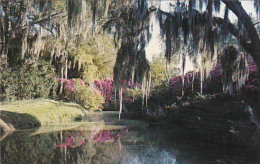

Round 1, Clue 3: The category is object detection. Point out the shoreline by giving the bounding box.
[0,99,86,134]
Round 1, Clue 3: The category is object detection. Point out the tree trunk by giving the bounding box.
[1,0,10,67]
[65,53,68,79]
[222,1,260,72]
[59,63,64,96]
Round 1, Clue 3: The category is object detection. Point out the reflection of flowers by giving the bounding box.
[89,128,128,143]
[56,136,84,148]
[89,129,115,143]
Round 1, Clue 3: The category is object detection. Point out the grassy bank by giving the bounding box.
[0,99,86,132]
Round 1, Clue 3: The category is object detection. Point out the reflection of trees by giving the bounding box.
[53,130,123,163]
[1,132,57,163]
[1,129,123,163]
[1,129,177,164]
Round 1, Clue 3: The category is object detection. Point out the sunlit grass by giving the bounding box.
[0,99,85,127]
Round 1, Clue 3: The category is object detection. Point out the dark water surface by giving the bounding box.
[1,111,259,164]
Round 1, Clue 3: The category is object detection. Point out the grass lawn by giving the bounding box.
[0,99,86,130]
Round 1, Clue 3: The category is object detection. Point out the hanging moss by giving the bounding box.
[214,0,221,14]
[221,45,249,94]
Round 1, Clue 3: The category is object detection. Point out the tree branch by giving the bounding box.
[10,11,65,33]
[223,0,260,70]
[253,21,260,26]
[213,16,254,55]
[222,0,260,47]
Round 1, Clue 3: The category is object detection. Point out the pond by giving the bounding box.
[1,111,259,164]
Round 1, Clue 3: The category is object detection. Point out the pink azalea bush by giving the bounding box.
[168,62,259,97]
[58,78,85,92]
[57,77,142,110]
[241,64,259,96]
[94,78,114,104]
[94,78,142,107]
[58,78,104,110]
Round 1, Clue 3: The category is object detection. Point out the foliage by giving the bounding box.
[94,78,142,110]
[123,61,258,120]
[193,93,217,104]
[123,88,143,105]
[96,0,260,100]
[68,35,116,83]
[1,1,260,97]
[0,60,57,102]
[167,62,259,97]
[94,78,114,105]
[150,56,179,85]
[44,29,116,85]
[59,78,104,111]
[166,93,260,150]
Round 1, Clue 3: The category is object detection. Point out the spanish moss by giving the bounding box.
[221,45,249,94]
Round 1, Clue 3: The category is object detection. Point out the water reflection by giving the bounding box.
[1,117,260,163]
[1,126,179,164]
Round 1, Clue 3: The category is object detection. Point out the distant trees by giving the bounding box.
[0,0,116,79]
[0,0,116,101]
[150,54,179,85]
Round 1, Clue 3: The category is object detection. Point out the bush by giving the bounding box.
[94,78,142,107]
[59,78,105,111]
[168,63,259,97]
[0,67,17,101]
[94,78,114,105]
[123,87,143,104]
[0,60,57,102]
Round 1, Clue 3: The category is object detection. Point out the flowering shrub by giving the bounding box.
[123,88,142,104]
[94,78,114,104]
[59,78,104,110]
[242,64,259,97]
[58,78,85,92]
[168,62,259,97]
[94,78,142,106]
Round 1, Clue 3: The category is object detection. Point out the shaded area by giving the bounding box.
[0,111,40,132]
[159,94,260,151]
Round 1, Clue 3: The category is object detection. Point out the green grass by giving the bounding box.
[0,99,86,129]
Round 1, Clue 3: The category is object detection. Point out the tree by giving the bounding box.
[0,0,62,67]
[1,0,259,109]
[99,0,260,96]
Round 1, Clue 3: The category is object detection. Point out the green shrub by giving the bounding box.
[74,83,104,111]
[0,60,57,102]
[123,88,142,104]
[0,67,18,101]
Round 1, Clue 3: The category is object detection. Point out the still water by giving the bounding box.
[1,111,259,164]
